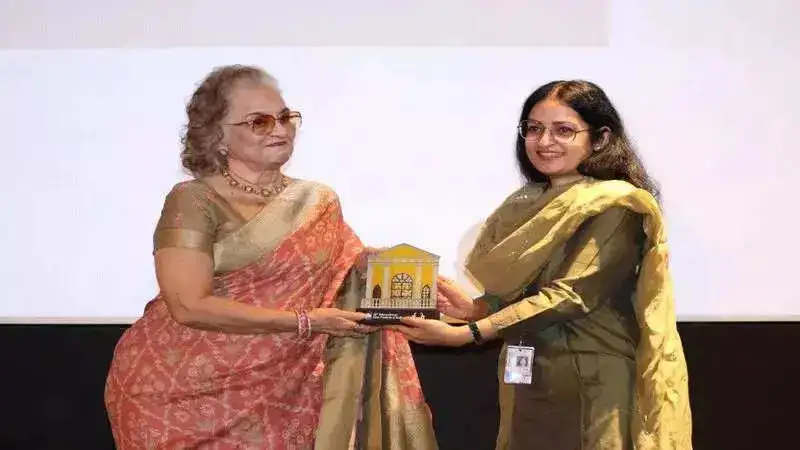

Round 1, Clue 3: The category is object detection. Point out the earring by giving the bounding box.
[219,146,229,156]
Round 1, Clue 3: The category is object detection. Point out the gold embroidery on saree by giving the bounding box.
[212,181,328,273]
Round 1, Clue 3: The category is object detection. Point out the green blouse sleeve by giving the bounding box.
[486,206,644,332]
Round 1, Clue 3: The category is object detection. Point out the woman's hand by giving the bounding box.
[308,308,378,337]
[437,279,482,321]
[388,317,473,347]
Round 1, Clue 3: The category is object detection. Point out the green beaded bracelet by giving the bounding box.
[468,321,483,344]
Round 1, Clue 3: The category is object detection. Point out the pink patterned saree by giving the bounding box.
[104,179,437,449]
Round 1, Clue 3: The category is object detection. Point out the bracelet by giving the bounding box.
[467,321,483,344]
[304,310,313,337]
[294,309,312,339]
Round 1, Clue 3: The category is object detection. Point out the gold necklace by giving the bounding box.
[222,168,290,199]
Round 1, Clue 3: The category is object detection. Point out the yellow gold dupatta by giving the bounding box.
[465,179,692,450]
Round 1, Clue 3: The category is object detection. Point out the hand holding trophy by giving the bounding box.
[436,278,482,322]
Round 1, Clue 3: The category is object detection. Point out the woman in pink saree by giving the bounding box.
[104,65,438,449]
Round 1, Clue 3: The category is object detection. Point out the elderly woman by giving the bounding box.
[104,65,437,449]
[392,80,692,449]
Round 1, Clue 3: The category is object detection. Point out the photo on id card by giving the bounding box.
[504,345,534,385]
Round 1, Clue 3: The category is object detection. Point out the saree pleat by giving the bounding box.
[316,268,438,450]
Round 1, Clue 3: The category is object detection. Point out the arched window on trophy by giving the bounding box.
[421,285,432,308]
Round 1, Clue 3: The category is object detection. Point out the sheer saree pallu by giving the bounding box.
[104,180,436,450]
[465,179,693,450]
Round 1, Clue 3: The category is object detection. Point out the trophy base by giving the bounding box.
[357,308,440,325]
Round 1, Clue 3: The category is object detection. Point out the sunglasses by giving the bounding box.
[225,111,302,136]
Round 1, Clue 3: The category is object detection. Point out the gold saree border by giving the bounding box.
[314,269,368,449]
[212,180,326,273]
[315,269,439,450]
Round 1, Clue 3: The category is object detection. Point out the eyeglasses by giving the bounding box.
[518,120,590,144]
[225,111,302,136]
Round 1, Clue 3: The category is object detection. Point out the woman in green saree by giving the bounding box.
[392,80,692,449]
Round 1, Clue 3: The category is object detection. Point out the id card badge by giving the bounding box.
[504,345,535,385]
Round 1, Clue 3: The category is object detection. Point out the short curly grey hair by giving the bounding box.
[179,64,279,177]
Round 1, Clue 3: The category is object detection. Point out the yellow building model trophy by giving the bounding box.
[358,243,440,324]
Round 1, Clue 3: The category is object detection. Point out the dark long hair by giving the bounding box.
[515,80,660,202]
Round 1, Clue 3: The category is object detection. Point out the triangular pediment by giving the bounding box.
[371,243,439,261]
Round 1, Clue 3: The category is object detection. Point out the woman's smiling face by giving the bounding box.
[522,99,593,179]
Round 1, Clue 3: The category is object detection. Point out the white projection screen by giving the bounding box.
[1,1,798,323]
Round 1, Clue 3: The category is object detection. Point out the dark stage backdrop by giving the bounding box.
[0,322,796,449]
